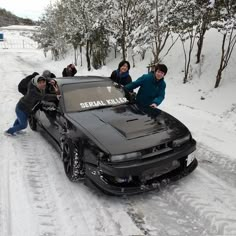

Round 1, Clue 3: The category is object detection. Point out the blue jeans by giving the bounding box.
[6,104,28,135]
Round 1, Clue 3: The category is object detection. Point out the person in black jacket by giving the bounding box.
[5,75,58,136]
[62,64,77,77]
[110,60,132,86]
[18,70,56,95]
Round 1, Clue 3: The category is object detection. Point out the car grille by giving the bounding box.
[140,142,173,159]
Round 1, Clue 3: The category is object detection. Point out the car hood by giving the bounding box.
[66,105,189,154]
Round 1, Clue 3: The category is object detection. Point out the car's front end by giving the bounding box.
[67,104,198,195]
[83,132,197,195]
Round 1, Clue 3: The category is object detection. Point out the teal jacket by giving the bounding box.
[125,72,166,107]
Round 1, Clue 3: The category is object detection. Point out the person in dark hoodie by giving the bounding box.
[18,70,56,96]
[5,75,58,136]
[62,64,77,77]
[125,64,168,109]
[110,60,132,86]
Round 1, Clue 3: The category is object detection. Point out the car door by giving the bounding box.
[39,101,65,142]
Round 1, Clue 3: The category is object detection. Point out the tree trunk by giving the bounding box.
[215,69,222,88]
[140,50,146,60]
[215,34,226,88]
[86,40,91,71]
[184,48,192,83]
[183,73,187,84]
[122,20,126,60]
[132,55,135,68]
[121,40,126,61]
[196,26,206,64]
[80,45,82,67]
[74,46,77,66]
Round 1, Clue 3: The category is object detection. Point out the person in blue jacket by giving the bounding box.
[125,64,168,108]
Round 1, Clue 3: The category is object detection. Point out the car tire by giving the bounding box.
[62,138,84,182]
[28,114,37,131]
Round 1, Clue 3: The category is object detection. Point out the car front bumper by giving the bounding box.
[85,140,197,195]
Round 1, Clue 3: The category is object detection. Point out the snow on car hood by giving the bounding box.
[66,105,189,154]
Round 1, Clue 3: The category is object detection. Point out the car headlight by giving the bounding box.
[173,134,190,147]
[110,152,142,162]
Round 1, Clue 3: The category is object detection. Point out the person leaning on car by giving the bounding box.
[110,60,132,86]
[5,75,59,136]
[18,70,56,96]
[62,64,77,77]
[124,64,168,109]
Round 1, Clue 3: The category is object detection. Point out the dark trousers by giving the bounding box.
[6,104,28,135]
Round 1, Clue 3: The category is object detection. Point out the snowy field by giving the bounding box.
[0,26,236,236]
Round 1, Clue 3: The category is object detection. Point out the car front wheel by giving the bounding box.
[62,139,84,182]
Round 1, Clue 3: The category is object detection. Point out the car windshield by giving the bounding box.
[62,82,128,112]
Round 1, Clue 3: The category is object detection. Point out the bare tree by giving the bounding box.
[211,0,236,88]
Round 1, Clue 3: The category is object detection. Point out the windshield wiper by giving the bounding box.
[81,104,114,111]
[82,103,129,112]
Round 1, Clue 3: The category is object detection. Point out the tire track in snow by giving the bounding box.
[44,148,143,236]
[120,144,236,236]
[196,142,236,188]
[1,130,142,236]
[164,168,236,236]
[17,133,59,236]
[123,184,209,236]
[0,141,12,236]
[19,131,141,236]
[16,132,236,236]
[18,132,94,236]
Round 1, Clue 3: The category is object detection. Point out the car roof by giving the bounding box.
[55,76,111,86]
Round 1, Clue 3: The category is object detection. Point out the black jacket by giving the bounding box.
[18,72,39,95]
[62,67,77,77]
[17,79,57,115]
[110,70,132,86]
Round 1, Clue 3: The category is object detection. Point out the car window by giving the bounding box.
[62,82,128,112]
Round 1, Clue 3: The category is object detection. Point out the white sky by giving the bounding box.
[0,0,55,20]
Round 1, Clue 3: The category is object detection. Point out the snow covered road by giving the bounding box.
[1,132,236,236]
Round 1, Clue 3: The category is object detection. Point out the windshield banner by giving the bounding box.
[80,97,127,109]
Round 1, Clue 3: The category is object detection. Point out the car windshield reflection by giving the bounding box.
[62,83,128,112]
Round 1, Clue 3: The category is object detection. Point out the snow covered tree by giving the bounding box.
[195,0,215,64]
[32,5,67,61]
[211,0,236,88]
[168,0,202,83]
[108,0,148,61]
[90,22,110,69]
[60,0,112,70]
[127,0,151,66]
[145,0,178,64]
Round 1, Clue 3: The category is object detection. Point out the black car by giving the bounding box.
[29,76,198,195]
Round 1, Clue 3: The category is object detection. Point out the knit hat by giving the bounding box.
[155,64,168,75]
[118,60,130,71]
[37,76,46,82]
[42,70,51,79]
